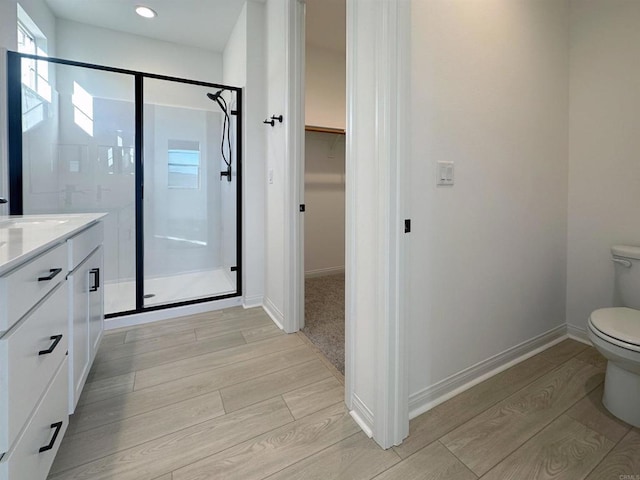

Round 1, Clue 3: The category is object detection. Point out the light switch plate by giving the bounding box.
[437,161,454,186]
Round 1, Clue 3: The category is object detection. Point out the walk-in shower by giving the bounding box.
[7,52,242,317]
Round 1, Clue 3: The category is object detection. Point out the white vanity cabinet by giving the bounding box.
[0,245,69,480]
[0,214,105,480]
[67,222,104,413]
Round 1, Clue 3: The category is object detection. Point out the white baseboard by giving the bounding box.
[104,297,243,330]
[243,294,264,309]
[263,297,284,330]
[408,324,567,420]
[350,393,374,438]
[305,266,345,278]
[567,323,591,345]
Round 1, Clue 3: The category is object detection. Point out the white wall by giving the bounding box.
[245,2,267,307]
[0,2,17,51]
[56,19,222,83]
[263,0,288,323]
[566,0,640,333]
[305,45,345,130]
[223,1,267,307]
[304,131,345,275]
[407,0,570,404]
[224,5,247,84]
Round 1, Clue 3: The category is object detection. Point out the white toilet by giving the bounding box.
[587,245,640,428]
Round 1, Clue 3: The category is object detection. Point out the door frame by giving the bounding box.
[282,0,306,334]
[283,0,410,449]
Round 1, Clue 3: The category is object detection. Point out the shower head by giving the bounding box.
[207,90,224,102]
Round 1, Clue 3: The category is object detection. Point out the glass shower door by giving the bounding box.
[142,78,238,307]
[9,52,242,315]
[16,57,137,315]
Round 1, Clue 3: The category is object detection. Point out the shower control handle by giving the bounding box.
[220,165,232,182]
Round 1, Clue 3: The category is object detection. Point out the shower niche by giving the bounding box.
[7,52,242,317]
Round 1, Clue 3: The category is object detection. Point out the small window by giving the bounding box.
[168,140,201,189]
[17,5,51,102]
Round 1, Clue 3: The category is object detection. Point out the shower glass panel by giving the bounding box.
[8,52,242,316]
[142,78,238,307]
[16,58,136,315]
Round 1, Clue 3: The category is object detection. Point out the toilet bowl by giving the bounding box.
[587,245,640,428]
[588,308,640,427]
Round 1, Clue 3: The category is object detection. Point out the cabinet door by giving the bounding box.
[69,261,90,413]
[88,246,104,361]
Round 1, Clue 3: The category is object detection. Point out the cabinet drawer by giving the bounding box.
[68,222,103,272]
[0,283,68,455]
[0,242,67,334]
[0,358,69,480]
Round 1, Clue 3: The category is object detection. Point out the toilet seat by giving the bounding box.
[589,307,640,353]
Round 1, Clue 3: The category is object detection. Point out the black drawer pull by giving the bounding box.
[89,268,100,292]
[38,268,62,282]
[39,421,63,453]
[39,335,63,355]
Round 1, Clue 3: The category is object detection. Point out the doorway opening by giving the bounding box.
[298,0,347,376]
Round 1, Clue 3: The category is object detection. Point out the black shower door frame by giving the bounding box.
[6,51,243,318]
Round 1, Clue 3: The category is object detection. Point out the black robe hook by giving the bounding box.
[264,114,283,127]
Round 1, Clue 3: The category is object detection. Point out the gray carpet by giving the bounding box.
[302,273,345,374]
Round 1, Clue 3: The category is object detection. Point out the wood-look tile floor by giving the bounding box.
[49,307,639,480]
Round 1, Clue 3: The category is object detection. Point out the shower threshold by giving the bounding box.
[105,268,235,315]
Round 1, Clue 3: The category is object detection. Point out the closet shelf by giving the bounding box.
[305,125,346,135]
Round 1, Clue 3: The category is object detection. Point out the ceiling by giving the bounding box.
[45,0,247,51]
[45,0,345,54]
[306,0,345,53]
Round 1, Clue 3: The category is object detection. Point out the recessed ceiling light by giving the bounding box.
[135,5,157,18]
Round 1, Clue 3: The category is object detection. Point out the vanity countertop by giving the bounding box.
[0,213,106,276]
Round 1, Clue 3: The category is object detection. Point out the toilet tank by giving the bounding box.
[612,245,640,310]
